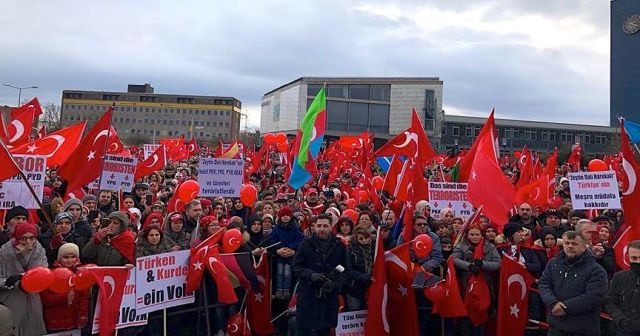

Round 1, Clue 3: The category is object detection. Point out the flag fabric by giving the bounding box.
[514,175,549,209]
[134,144,166,179]
[289,88,326,189]
[87,267,130,336]
[246,253,275,335]
[454,109,499,182]
[186,229,224,294]
[364,227,390,336]
[10,122,86,168]
[624,118,640,144]
[220,141,242,159]
[9,97,42,120]
[4,102,36,146]
[384,242,420,335]
[614,227,631,270]
[227,312,251,336]
[382,155,405,196]
[57,108,113,193]
[432,257,468,317]
[220,252,256,290]
[106,126,124,154]
[497,255,535,336]
[376,156,394,172]
[567,144,582,172]
[544,148,558,202]
[167,144,188,162]
[206,247,239,304]
[464,239,491,326]
[0,139,21,183]
[620,119,640,241]
[515,146,532,189]
[187,136,200,158]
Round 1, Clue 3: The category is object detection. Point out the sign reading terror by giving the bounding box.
[0,154,46,209]
[99,154,137,193]
[428,182,471,220]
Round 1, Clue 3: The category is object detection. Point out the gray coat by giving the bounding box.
[452,240,501,294]
[0,240,48,336]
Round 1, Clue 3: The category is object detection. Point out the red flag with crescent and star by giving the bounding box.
[186,228,224,295]
[246,253,275,335]
[0,139,21,183]
[106,126,124,154]
[10,122,86,168]
[432,257,468,318]
[227,312,251,336]
[187,136,199,158]
[58,108,113,193]
[134,144,167,179]
[205,247,239,304]
[363,229,390,336]
[497,255,535,336]
[87,266,130,336]
[3,100,37,147]
[620,119,640,241]
[385,242,420,335]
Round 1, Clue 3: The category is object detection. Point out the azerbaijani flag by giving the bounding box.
[288,87,326,189]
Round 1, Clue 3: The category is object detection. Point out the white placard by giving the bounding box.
[568,171,621,210]
[143,144,160,159]
[197,158,244,197]
[92,269,147,333]
[135,250,195,314]
[336,310,366,336]
[427,182,471,220]
[44,329,81,336]
[0,155,46,209]
[99,154,137,193]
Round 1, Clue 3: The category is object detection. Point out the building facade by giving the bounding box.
[611,0,640,126]
[442,115,618,156]
[260,77,444,147]
[60,84,242,142]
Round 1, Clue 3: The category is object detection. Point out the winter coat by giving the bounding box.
[269,221,303,259]
[538,249,608,335]
[495,243,544,277]
[397,230,443,272]
[40,227,90,266]
[509,214,542,241]
[293,234,348,330]
[40,265,90,332]
[81,235,130,266]
[452,240,501,296]
[594,244,616,279]
[604,269,640,333]
[164,226,191,250]
[0,240,48,336]
[135,237,174,257]
[346,241,374,299]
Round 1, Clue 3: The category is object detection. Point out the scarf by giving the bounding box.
[108,230,135,263]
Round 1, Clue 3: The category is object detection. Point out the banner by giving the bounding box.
[99,154,137,193]
[197,158,244,197]
[0,155,46,209]
[135,250,195,314]
[428,182,471,220]
[92,269,147,333]
[336,310,366,336]
[143,144,160,159]
[568,171,621,210]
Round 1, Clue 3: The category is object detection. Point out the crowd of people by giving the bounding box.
[0,153,639,336]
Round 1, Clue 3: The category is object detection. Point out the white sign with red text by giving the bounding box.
[0,155,46,209]
[336,310,366,336]
[568,171,621,210]
[143,144,160,160]
[428,182,471,220]
[99,154,137,193]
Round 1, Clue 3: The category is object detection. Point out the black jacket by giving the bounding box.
[538,249,608,335]
[604,269,640,333]
[345,242,373,299]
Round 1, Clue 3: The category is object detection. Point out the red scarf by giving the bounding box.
[109,230,135,264]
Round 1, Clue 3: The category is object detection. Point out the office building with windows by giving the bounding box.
[611,0,640,126]
[60,84,242,142]
[260,77,444,147]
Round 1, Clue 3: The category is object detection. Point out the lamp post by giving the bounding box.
[3,84,38,106]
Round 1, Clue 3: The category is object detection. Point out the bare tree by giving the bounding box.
[41,102,61,132]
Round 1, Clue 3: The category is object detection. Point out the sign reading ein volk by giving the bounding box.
[197,158,244,197]
[99,154,137,193]
[336,310,366,336]
[0,155,46,209]
[568,171,621,210]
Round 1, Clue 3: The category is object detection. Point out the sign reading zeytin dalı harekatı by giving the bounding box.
[197,158,243,197]
[568,171,621,210]
[0,154,46,209]
[99,154,137,193]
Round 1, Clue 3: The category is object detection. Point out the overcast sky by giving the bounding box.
[0,0,610,128]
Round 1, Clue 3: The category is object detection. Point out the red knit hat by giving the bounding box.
[278,207,293,218]
[200,215,218,227]
[13,223,38,239]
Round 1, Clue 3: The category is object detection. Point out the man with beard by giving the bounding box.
[605,240,640,334]
[510,203,543,241]
[293,213,347,336]
[97,190,116,214]
[300,188,324,216]
[182,199,203,234]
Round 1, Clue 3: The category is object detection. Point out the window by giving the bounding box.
[465,126,472,137]
[505,129,512,139]
[189,110,192,115]
[542,131,549,142]
[144,119,148,124]
[214,111,218,116]
[560,132,571,143]
[349,85,370,100]
[453,125,460,136]
[126,107,131,112]
[327,100,348,131]
[226,111,230,116]
[512,129,520,140]
[441,125,447,135]
[369,104,389,133]
[133,107,137,112]
[207,121,211,126]
[474,125,481,137]
[163,120,167,125]
[207,110,212,115]
[327,85,347,98]
[348,103,368,132]
[549,132,556,142]
[595,135,607,144]
[370,85,390,102]
[307,84,322,96]
[225,122,230,127]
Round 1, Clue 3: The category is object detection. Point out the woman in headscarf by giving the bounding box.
[136,224,174,257]
[61,198,93,247]
[81,211,135,266]
[163,212,191,250]
[0,223,48,335]
[40,211,90,265]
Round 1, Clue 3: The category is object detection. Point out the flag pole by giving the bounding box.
[97,106,114,190]
[17,168,54,232]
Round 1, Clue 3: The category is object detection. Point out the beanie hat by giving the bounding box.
[332,188,341,198]
[82,194,97,203]
[5,206,28,223]
[54,212,74,225]
[593,215,611,224]
[200,216,218,228]
[569,210,587,220]
[539,226,558,240]
[262,214,274,222]
[63,198,83,211]
[170,212,185,222]
[134,182,150,190]
[325,207,341,225]
[12,222,38,239]
[108,211,130,228]
[546,209,560,218]
[127,208,142,222]
[503,222,523,239]
[278,207,293,218]
[560,177,569,184]
[305,188,318,196]
[57,243,80,260]
[200,198,212,208]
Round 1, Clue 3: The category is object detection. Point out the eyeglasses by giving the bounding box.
[415,222,428,227]
[19,236,36,242]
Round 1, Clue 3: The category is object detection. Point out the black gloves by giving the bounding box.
[472,259,483,268]
[468,264,480,274]
[4,274,23,288]
[310,273,328,284]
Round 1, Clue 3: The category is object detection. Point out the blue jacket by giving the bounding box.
[538,249,608,335]
[269,221,303,252]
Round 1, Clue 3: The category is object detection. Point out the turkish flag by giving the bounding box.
[376,108,437,169]
[4,101,36,146]
[87,266,130,336]
[0,139,21,183]
[227,312,251,336]
[134,144,166,179]
[364,230,390,336]
[497,255,535,336]
[516,146,532,189]
[432,257,468,317]
[206,247,239,304]
[167,144,188,162]
[160,137,184,149]
[614,227,631,270]
[567,144,582,172]
[464,239,491,326]
[187,136,200,158]
[106,126,125,154]
[385,242,420,335]
[10,97,42,120]
[382,155,404,196]
[467,134,515,226]
[246,253,275,335]
[544,148,558,202]
[58,108,113,193]
[186,229,224,294]
[11,122,86,168]
[620,119,640,241]
[515,175,549,209]
[456,109,499,182]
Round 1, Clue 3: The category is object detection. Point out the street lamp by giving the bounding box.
[3,84,38,106]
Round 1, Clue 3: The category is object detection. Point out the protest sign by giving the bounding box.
[143,144,160,159]
[135,250,195,314]
[428,182,471,220]
[568,171,621,210]
[336,310,366,336]
[92,269,147,333]
[44,329,81,336]
[99,154,137,193]
[197,158,244,197]
[0,154,46,209]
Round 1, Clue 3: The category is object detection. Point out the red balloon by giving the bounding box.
[276,142,289,153]
[49,267,75,294]
[21,267,54,293]
[275,132,287,144]
[221,229,243,253]
[588,159,607,172]
[345,198,356,209]
[357,190,369,203]
[239,184,258,207]
[342,209,358,223]
[177,180,200,202]
[263,133,276,145]
[74,264,97,290]
[413,234,433,258]
[423,282,446,302]
[372,176,384,190]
